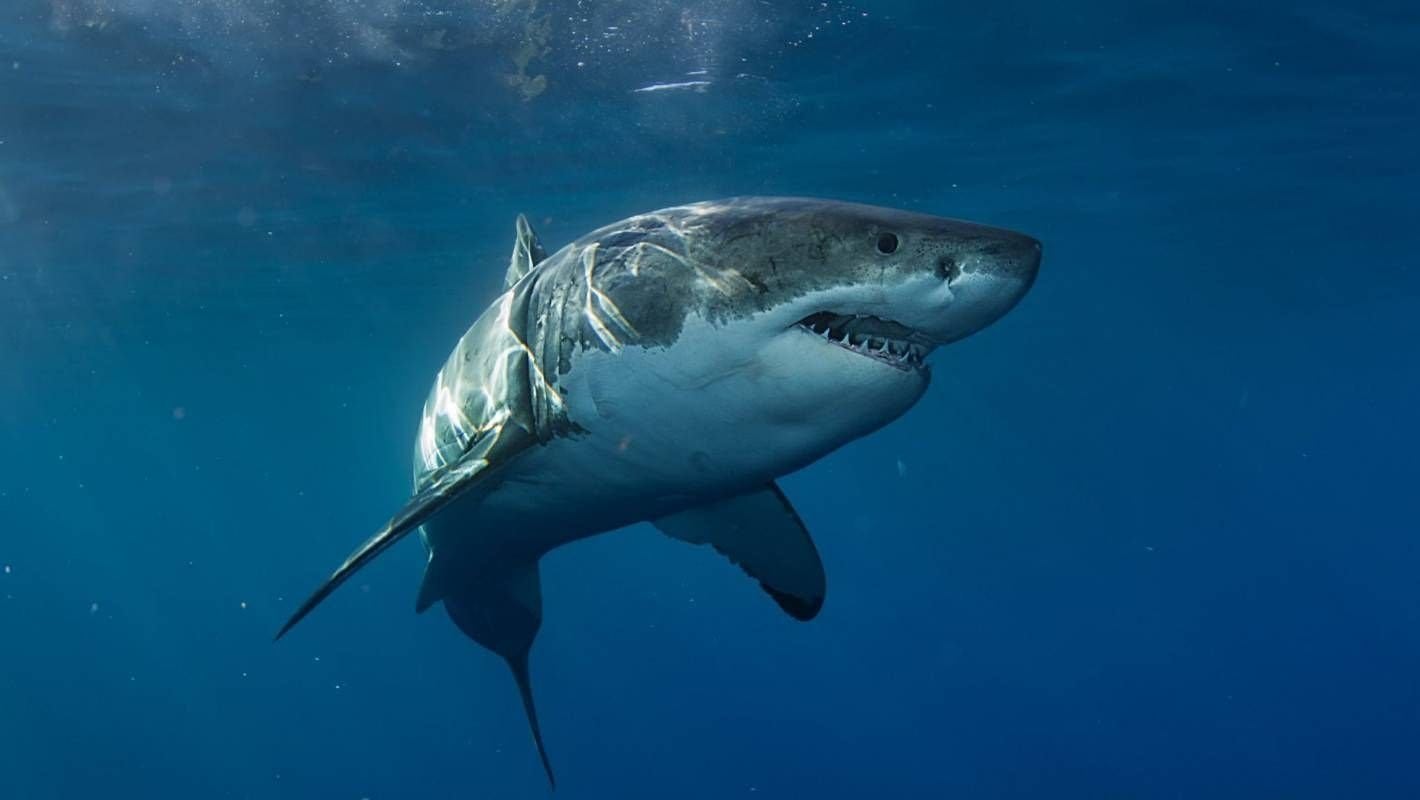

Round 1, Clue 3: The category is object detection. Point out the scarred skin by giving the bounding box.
[415,197,1040,477]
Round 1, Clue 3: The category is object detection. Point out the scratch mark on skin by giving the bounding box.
[633,239,750,297]
[582,243,637,352]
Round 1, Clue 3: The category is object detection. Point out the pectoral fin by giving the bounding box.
[654,483,826,621]
[275,423,534,640]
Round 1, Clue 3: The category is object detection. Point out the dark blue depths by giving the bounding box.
[1,1,1417,797]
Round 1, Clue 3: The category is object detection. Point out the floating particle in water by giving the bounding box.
[896,458,907,477]
[3,565,10,574]
[239,601,247,609]
[172,406,187,420]
[90,602,99,614]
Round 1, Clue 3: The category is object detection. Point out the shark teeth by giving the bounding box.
[796,312,930,372]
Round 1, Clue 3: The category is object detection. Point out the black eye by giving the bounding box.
[875,232,899,255]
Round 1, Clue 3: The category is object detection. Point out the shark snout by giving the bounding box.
[990,231,1042,286]
[927,228,1040,344]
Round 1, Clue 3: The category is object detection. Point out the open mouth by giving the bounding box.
[795,312,931,371]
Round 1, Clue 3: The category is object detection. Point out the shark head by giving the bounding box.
[520,196,1042,484]
[663,197,1040,453]
[675,196,1038,367]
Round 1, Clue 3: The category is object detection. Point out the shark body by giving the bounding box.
[278,197,1042,786]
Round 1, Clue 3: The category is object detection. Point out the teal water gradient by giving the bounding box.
[2,1,1417,797]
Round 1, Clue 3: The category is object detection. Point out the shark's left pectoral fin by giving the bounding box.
[654,483,826,621]
[275,423,534,640]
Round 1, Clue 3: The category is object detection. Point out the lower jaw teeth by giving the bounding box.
[801,324,924,369]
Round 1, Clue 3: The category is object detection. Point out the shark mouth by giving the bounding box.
[795,312,931,371]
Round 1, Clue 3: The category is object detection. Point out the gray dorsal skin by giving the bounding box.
[277,198,1043,788]
[504,213,547,289]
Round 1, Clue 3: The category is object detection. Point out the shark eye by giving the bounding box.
[875,232,899,255]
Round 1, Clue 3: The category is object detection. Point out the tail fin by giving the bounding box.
[442,559,555,786]
[508,651,556,789]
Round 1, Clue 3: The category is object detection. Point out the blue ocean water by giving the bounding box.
[2,1,1418,797]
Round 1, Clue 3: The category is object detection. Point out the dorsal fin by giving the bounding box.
[504,213,548,288]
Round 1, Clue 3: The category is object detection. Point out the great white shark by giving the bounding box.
[277,197,1041,786]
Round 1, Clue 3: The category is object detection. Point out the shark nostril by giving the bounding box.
[935,255,960,283]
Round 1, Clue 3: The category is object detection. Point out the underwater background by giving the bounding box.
[2,1,1418,797]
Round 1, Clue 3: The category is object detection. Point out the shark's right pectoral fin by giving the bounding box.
[654,483,827,621]
[275,423,533,640]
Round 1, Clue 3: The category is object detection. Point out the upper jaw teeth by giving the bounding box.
[797,314,930,370]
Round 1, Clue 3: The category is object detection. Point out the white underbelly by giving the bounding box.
[425,355,819,554]
[421,310,924,558]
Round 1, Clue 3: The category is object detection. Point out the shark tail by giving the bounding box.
[441,559,555,787]
[508,650,556,789]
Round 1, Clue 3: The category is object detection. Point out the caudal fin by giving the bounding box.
[442,560,556,786]
[508,651,556,789]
